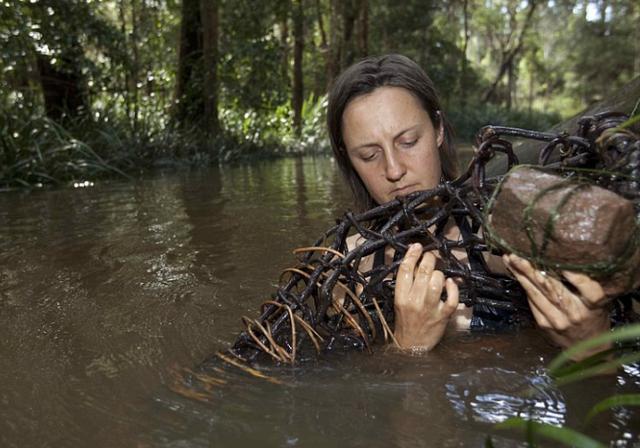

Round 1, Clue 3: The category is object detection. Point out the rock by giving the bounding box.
[487,166,640,295]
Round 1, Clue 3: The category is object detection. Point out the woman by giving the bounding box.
[327,54,611,357]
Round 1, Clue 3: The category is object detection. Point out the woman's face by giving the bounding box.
[341,86,443,205]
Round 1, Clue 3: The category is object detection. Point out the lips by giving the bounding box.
[391,184,419,197]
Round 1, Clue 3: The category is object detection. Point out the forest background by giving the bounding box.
[1,0,639,189]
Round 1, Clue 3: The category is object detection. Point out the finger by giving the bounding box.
[508,264,543,303]
[508,262,557,316]
[507,255,585,315]
[504,256,582,332]
[528,299,557,330]
[506,254,558,303]
[411,251,436,299]
[441,278,459,315]
[526,294,553,330]
[544,276,593,325]
[541,272,572,308]
[395,243,422,302]
[562,270,607,308]
[427,270,445,306]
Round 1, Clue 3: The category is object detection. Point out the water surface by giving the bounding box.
[1,156,638,447]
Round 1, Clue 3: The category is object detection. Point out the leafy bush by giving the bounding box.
[448,102,562,142]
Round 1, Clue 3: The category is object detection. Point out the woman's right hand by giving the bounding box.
[393,243,459,351]
[503,254,611,360]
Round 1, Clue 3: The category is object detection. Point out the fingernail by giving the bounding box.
[411,243,422,251]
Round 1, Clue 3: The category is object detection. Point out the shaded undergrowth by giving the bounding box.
[0,94,330,191]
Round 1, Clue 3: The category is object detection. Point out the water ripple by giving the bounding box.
[445,367,566,425]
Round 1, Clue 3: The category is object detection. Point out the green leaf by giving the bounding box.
[554,352,640,387]
[551,347,617,378]
[613,113,640,131]
[496,418,605,448]
[585,394,640,424]
[548,324,640,374]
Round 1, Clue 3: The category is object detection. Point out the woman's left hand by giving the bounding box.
[503,254,611,360]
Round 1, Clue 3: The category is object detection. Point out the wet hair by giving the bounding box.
[327,54,458,211]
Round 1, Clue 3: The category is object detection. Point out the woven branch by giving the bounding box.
[171,112,640,399]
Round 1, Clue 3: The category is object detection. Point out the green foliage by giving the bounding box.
[548,324,640,375]
[218,93,328,161]
[219,1,289,112]
[496,418,606,448]
[0,92,206,189]
[297,93,329,152]
[0,0,638,188]
[0,110,131,189]
[490,324,640,447]
[585,394,640,424]
[568,3,638,104]
[448,101,561,141]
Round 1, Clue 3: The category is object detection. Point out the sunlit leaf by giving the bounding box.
[554,352,640,387]
[585,394,640,424]
[550,347,617,378]
[548,324,640,375]
[496,418,605,448]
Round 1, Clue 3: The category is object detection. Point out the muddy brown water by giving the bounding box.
[1,156,638,447]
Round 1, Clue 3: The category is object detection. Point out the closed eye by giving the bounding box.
[361,152,377,161]
[399,139,417,149]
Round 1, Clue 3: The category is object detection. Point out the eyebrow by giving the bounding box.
[348,125,420,152]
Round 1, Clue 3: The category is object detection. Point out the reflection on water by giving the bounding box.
[0,156,638,447]
[445,368,565,425]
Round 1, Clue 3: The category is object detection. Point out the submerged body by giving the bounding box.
[329,55,612,358]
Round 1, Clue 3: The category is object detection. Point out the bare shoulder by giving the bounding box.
[346,233,367,252]
[345,233,375,273]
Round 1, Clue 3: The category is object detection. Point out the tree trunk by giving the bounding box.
[313,0,328,96]
[634,2,640,78]
[528,71,534,117]
[37,37,88,122]
[599,0,607,35]
[315,0,327,49]
[200,0,219,136]
[356,0,368,57]
[118,0,131,126]
[292,0,304,137]
[507,59,514,110]
[131,0,140,130]
[460,0,470,105]
[279,0,290,84]
[340,0,357,68]
[483,0,537,104]
[173,0,203,127]
[326,0,342,88]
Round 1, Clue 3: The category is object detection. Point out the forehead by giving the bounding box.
[341,87,431,143]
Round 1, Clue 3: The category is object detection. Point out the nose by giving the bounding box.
[384,150,407,182]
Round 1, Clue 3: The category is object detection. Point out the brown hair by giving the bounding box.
[327,54,458,211]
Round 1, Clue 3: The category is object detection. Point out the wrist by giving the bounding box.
[393,327,441,352]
